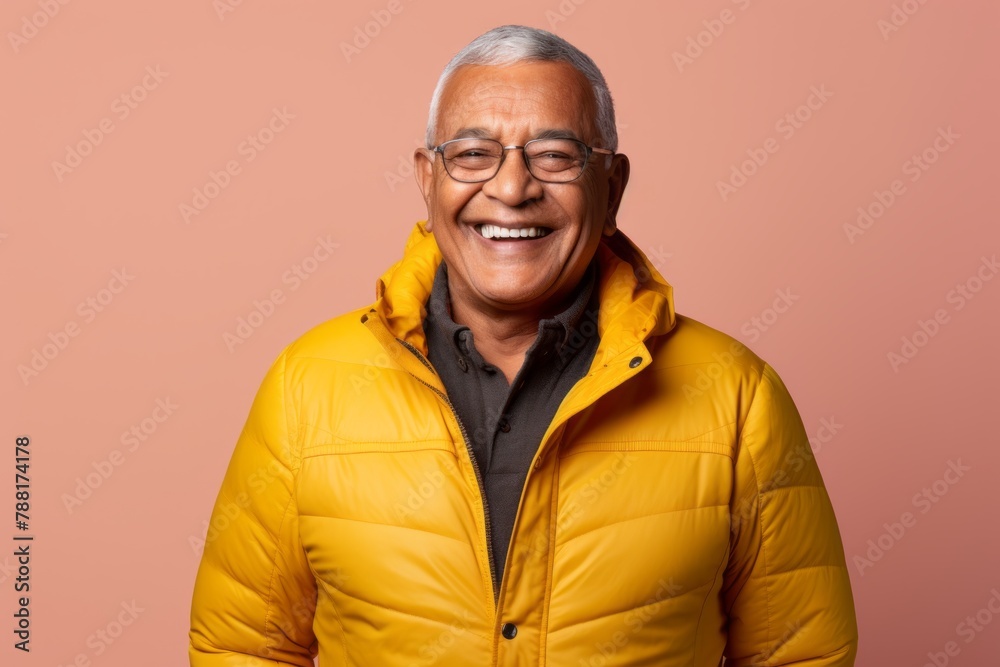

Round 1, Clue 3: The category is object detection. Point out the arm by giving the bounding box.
[189,348,318,666]
[723,363,858,666]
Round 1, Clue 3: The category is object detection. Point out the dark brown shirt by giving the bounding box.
[422,259,601,585]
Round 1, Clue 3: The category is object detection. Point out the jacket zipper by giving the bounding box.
[396,338,500,605]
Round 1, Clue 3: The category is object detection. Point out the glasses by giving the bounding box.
[432,137,614,184]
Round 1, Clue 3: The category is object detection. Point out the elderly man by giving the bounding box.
[189,25,858,666]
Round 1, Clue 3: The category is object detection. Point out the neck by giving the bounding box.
[446,276,581,368]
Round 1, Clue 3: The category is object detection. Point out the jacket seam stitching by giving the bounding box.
[558,503,728,548]
[301,445,455,458]
[297,513,472,547]
[763,563,846,577]
[760,483,825,495]
[321,581,350,662]
[320,579,491,643]
[547,576,717,634]
[683,420,738,443]
[648,360,760,374]
[693,538,731,666]
[558,442,733,458]
[741,364,774,654]
[262,349,296,660]
[263,496,297,658]
[539,452,561,666]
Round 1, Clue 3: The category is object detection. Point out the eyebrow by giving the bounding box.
[448,127,584,143]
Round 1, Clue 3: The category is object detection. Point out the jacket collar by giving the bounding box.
[371,220,676,367]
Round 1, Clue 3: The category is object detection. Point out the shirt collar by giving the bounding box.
[424,258,599,360]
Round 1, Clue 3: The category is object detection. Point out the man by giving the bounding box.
[189,25,858,666]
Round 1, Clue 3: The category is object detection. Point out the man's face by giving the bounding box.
[415,60,629,316]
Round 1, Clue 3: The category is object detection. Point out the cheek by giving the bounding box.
[433,180,477,218]
[558,188,605,234]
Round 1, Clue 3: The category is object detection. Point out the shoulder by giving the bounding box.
[652,312,766,382]
[643,312,796,436]
[280,305,386,372]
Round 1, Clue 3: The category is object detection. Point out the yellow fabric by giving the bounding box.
[189,220,858,666]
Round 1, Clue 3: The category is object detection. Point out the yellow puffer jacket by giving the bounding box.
[189,220,858,666]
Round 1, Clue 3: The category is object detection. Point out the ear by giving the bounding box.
[603,153,630,236]
[414,147,435,231]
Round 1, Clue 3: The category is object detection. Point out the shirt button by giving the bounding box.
[457,356,468,372]
[501,623,517,639]
[498,418,511,433]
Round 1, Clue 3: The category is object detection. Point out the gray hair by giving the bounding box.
[424,25,618,152]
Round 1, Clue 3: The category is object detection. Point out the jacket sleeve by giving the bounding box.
[189,348,319,666]
[722,363,858,666]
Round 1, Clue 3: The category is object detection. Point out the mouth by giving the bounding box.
[473,223,553,240]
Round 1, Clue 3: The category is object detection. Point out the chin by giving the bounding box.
[475,276,553,306]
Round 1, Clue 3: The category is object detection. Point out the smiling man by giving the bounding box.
[189,25,858,666]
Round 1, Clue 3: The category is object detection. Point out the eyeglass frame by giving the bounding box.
[429,136,616,184]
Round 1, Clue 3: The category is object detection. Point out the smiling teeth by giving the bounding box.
[477,224,550,239]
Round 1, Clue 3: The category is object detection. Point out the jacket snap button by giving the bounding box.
[498,418,511,433]
[629,356,642,368]
[457,356,468,372]
[501,623,517,639]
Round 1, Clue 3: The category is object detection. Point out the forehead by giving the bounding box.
[437,61,598,142]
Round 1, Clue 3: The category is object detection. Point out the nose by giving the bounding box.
[481,146,545,206]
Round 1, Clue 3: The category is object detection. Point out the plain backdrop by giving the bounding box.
[1,1,998,665]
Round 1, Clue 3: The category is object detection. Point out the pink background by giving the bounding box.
[2,1,998,665]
